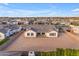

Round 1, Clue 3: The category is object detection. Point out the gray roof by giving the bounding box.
[0,25,4,29]
[0,28,10,34]
[26,25,59,33]
[3,24,20,30]
[0,25,20,34]
[8,25,20,31]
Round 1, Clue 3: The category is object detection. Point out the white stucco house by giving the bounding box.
[0,25,22,40]
[24,25,58,38]
[0,28,11,40]
[8,25,22,34]
[70,25,79,34]
[0,32,5,40]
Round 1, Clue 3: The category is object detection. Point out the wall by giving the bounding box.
[72,26,79,34]
[70,25,79,34]
[0,32,5,40]
[45,31,58,37]
[24,30,36,37]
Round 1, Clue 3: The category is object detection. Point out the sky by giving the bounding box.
[0,3,79,17]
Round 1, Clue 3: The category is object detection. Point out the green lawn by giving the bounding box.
[0,38,9,45]
[35,48,79,56]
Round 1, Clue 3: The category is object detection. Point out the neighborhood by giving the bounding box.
[0,17,79,39]
[0,17,79,55]
[0,17,79,40]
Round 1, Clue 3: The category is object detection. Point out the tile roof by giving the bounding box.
[26,25,59,33]
[0,24,20,34]
[0,28,10,34]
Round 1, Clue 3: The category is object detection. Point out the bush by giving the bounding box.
[0,38,9,45]
[35,48,79,56]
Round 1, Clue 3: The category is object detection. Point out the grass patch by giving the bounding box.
[35,48,79,56]
[0,38,9,45]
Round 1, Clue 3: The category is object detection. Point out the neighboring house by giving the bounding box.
[0,25,4,29]
[0,31,5,40]
[0,28,11,40]
[16,19,29,25]
[9,20,18,25]
[70,25,79,34]
[24,25,59,38]
[0,25,22,40]
[8,25,22,34]
[33,20,49,25]
[60,22,70,25]
[24,21,29,25]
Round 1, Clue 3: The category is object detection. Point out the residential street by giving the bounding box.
[3,31,79,51]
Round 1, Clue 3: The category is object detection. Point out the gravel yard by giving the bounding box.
[4,32,79,51]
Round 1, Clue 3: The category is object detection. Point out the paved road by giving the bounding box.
[3,31,79,51]
[0,51,22,56]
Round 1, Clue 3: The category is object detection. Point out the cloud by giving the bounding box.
[1,4,79,17]
[71,8,79,16]
[3,3,9,5]
[72,8,79,12]
[0,5,57,16]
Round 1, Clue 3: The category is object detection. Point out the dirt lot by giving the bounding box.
[4,32,79,51]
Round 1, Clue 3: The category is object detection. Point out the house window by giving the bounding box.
[42,33,45,35]
[31,33,34,36]
[27,33,30,36]
[49,33,56,36]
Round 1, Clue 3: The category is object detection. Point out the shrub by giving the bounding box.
[0,38,9,45]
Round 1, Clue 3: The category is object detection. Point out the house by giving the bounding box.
[16,19,29,25]
[24,25,59,38]
[0,31,5,40]
[8,25,22,34]
[1,21,8,25]
[0,25,22,40]
[33,20,49,25]
[0,28,11,40]
[70,25,79,34]
[24,21,29,25]
[9,20,18,25]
